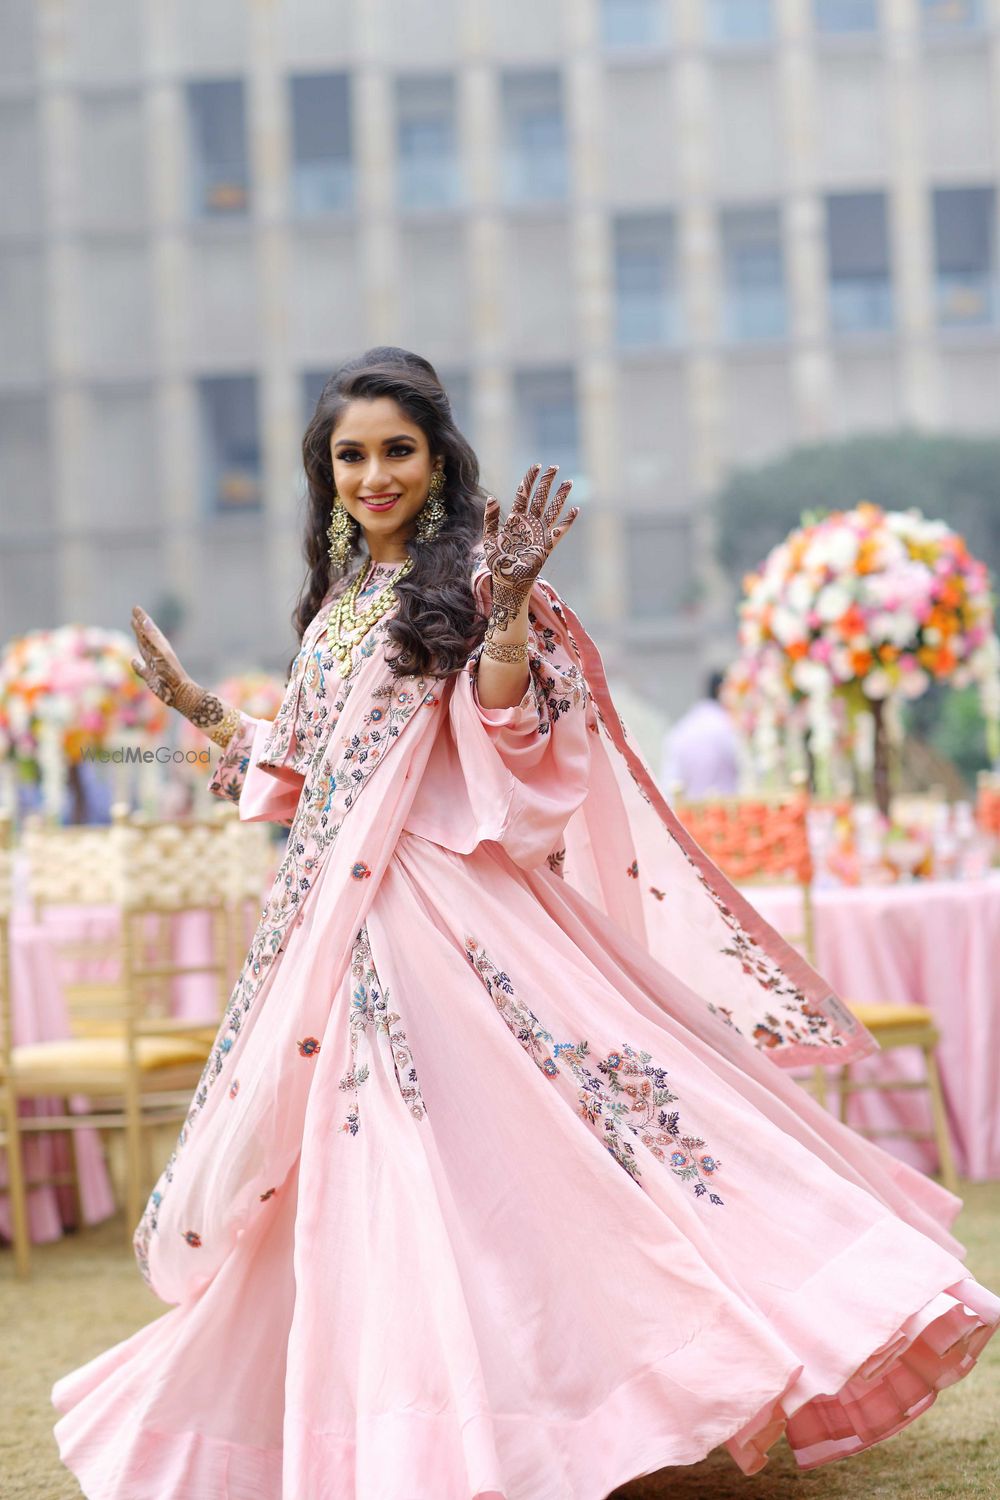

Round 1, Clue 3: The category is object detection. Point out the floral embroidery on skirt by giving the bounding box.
[463,938,723,1205]
[338,923,427,1135]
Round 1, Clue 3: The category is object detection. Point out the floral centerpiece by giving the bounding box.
[724,504,1000,814]
[0,625,168,821]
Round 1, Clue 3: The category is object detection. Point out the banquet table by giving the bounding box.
[747,874,1000,1182]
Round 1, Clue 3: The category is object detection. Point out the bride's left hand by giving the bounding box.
[482,463,579,628]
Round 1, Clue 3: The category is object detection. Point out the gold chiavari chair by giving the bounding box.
[672,781,958,1193]
[22,816,127,1041]
[8,806,235,1264]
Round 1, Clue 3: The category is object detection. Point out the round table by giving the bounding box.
[747,875,1000,1181]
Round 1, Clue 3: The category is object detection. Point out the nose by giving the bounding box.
[363,457,393,490]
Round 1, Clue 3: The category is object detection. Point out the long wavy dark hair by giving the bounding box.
[293,347,488,679]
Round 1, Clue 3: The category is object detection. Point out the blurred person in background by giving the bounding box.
[661,668,740,798]
[51,349,998,1499]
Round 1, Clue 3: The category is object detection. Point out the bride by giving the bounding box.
[53,346,998,1499]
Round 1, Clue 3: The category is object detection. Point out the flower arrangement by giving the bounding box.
[724,504,1000,811]
[0,625,168,765]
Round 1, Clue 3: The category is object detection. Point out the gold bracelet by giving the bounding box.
[482,637,529,665]
[205,705,242,749]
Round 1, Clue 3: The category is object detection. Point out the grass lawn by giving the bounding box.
[2,1183,997,1499]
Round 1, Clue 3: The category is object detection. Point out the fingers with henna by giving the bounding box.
[544,479,573,527]
[512,464,541,514]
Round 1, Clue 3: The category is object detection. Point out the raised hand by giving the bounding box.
[130,605,238,746]
[481,463,579,636]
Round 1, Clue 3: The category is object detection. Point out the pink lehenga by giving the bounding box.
[53,561,999,1499]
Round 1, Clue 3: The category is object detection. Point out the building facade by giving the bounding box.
[1,0,999,713]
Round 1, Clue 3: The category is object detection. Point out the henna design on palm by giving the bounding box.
[482,463,579,636]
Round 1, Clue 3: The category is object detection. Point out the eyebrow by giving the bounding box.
[333,434,417,448]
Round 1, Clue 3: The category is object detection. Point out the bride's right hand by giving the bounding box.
[130,605,191,711]
[130,605,241,746]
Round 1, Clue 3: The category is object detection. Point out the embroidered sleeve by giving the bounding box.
[206,711,257,806]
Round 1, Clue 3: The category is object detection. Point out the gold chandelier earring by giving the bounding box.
[413,467,446,543]
[327,491,358,568]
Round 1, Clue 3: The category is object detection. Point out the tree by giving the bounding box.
[713,429,1000,593]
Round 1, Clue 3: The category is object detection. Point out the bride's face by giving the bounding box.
[329,396,442,558]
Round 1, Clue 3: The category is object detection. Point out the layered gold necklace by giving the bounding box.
[325,556,414,677]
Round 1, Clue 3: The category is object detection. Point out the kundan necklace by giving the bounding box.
[325,556,413,677]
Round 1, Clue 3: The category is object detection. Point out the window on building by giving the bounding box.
[814,0,878,32]
[721,205,787,341]
[396,74,459,210]
[921,0,983,30]
[624,516,696,619]
[501,71,568,204]
[302,368,333,424]
[933,186,996,327]
[198,376,262,513]
[707,0,773,42]
[613,212,680,348]
[513,368,580,482]
[291,74,353,215]
[187,81,249,217]
[600,0,669,46]
[826,192,893,332]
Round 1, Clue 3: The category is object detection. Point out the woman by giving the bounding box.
[53,348,998,1498]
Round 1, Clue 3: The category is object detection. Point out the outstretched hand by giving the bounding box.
[129,605,190,710]
[481,463,579,633]
[129,605,234,744]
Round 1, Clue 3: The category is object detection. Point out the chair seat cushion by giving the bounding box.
[848,1001,935,1029]
[13,1034,210,1076]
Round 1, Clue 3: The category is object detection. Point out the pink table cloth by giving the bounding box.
[747,876,1000,1181]
[0,915,116,1245]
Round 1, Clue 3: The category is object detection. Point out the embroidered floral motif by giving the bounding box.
[464,939,723,1206]
[546,846,566,878]
[229,1079,240,1100]
[259,1187,276,1202]
[338,924,427,1134]
[350,861,372,880]
[649,887,666,901]
[626,860,638,878]
[297,1036,321,1058]
[181,1230,202,1247]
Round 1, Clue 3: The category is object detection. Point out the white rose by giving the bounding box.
[862,669,892,700]
[816,583,852,623]
[771,606,807,647]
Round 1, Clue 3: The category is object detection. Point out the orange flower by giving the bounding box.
[936,579,965,609]
[839,604,867,638]
[850,649,874,676]
[856,537,880,575]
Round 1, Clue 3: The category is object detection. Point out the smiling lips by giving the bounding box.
[360,494,401,512]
